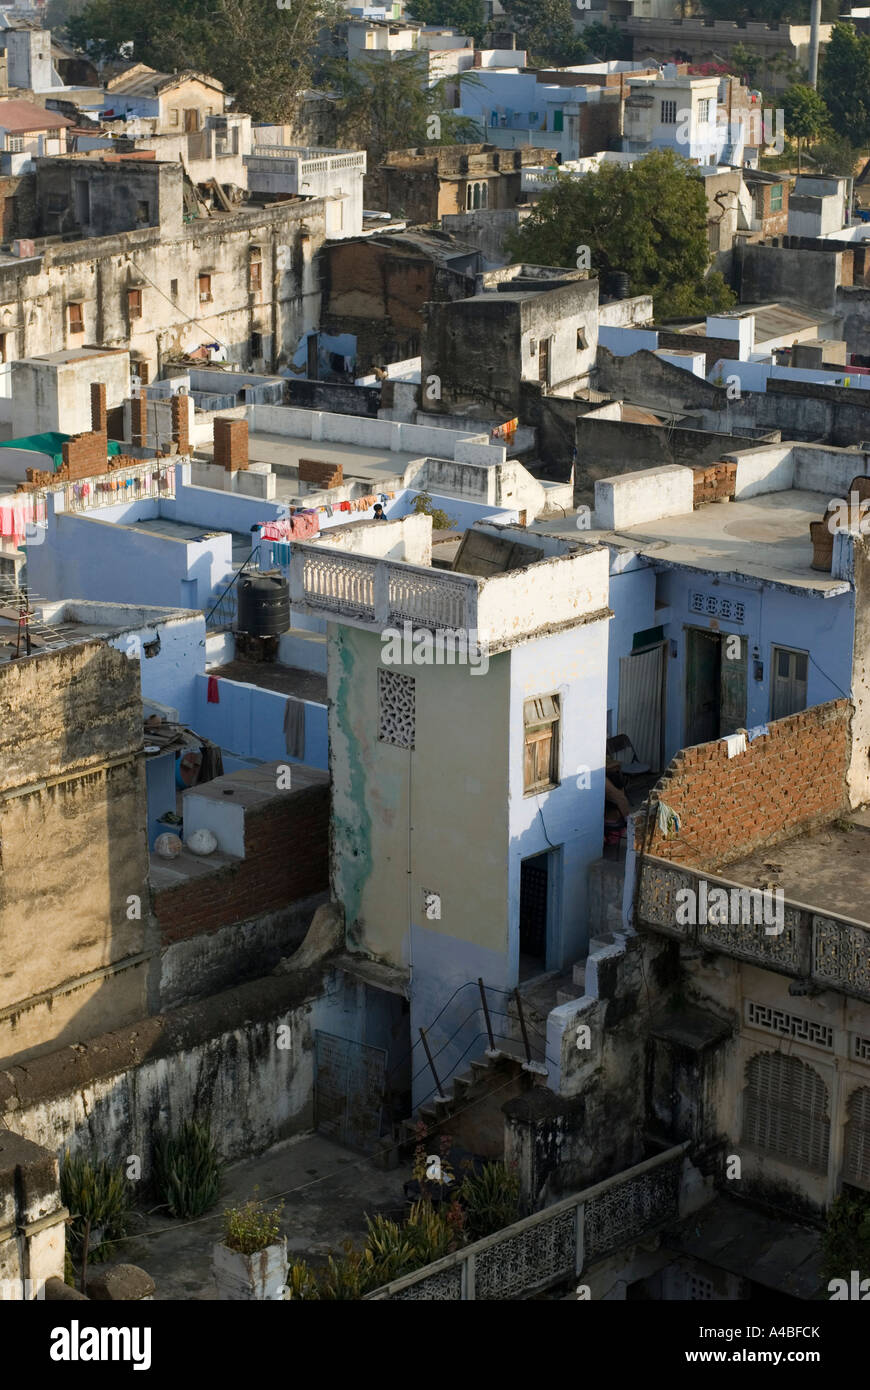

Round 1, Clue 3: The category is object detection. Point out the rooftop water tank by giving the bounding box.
[236,572,290,638]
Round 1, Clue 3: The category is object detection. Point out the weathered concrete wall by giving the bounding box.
[735,240,843,313]
[286,378,380,417]
[0,197,326,384]
[508,931,680,1208]
[321,238,478,372]
[36,159,181,239]
[0,965,349,1171]
[574,415,773,498]
[422,277,597,419]
[329,622,512,969]
[0,642,152,1068]
[680,948,870,1216]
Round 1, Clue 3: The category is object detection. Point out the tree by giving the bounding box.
[730,42,763,89]
[580,22,631,61]
[820,23,870,147]
[66,0,344,121]
[505,149,735,320]
[809,133,858,177]
[782,83,830,172]
[406,0,486,44]
[498,0,588,65]
[327,54,478,168]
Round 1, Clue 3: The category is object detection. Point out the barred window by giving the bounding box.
[742,1051,830,1173]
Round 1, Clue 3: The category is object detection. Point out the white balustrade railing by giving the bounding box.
[289,544,478,634]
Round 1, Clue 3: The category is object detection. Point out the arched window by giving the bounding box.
[466,183,473,210]
[473,182,481,210]
[844,1086,870,1191]
[742,1051,830,1173]
[480,182,488,209]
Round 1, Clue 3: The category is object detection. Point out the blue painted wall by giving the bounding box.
[507,619,610,970]
[192,672,328,769]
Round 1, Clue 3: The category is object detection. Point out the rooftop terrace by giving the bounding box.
[531,489,848,595]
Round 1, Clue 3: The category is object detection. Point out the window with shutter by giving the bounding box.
[844,1086,870,1192]
[523,694,560,794]
[741,1051,830,1174]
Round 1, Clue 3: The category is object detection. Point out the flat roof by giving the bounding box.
[208,659,326,705]
[198,430,418,501]
[679,301,826,342]
[723,815,870,927]
[530,489,850,594]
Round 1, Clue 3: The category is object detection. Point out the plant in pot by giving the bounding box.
[212,1191,286,1301]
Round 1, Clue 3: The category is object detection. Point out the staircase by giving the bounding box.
[391,1049,534,1162]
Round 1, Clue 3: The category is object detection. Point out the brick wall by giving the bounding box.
[214,417,249,472]
[152,782,330,945]
[61,429,108,479]
[91,382,107,434]
[298,457,343,488]
[131,394,147,448]
[170,393,189,453]
[692,461,736,507]
[635,700,851,870]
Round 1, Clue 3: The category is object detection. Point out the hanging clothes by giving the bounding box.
[207,676,220,704]
[283,698,305,759]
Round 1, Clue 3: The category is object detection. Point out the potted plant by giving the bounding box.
[212,1192,286,1301]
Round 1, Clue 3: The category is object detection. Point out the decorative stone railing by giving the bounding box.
[288,544,479,635]
[637,854,870,1002]
[365,1144,689,1301]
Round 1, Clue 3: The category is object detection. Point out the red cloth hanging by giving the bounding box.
[207,676,220,703]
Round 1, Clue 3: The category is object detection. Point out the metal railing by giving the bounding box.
[204,548,259,629]
[366,1143,689,1300]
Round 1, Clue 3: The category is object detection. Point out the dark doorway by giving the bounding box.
[538,336,550,386]
[520,851,550,971]
[685,628,747,747]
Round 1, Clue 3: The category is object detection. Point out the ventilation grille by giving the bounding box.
[378,669,415,750]
[690,591,745,624]
[742,1051,830,1174]
[851,1033,870,1064]
[745,1000,834,1051]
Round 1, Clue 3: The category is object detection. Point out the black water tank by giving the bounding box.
[236,572,290,637]
[607,270,631,300]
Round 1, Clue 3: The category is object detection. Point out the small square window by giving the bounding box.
[198,273,212,302]
[137,200,150,223]
[170,108,179,126]
[661,100,677,124]
[577,328,587,350]
[170,279,178,300]
[127,287,142,319]
[68,301,84,333]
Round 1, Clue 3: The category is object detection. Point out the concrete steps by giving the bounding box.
[397,1048,533,1158]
